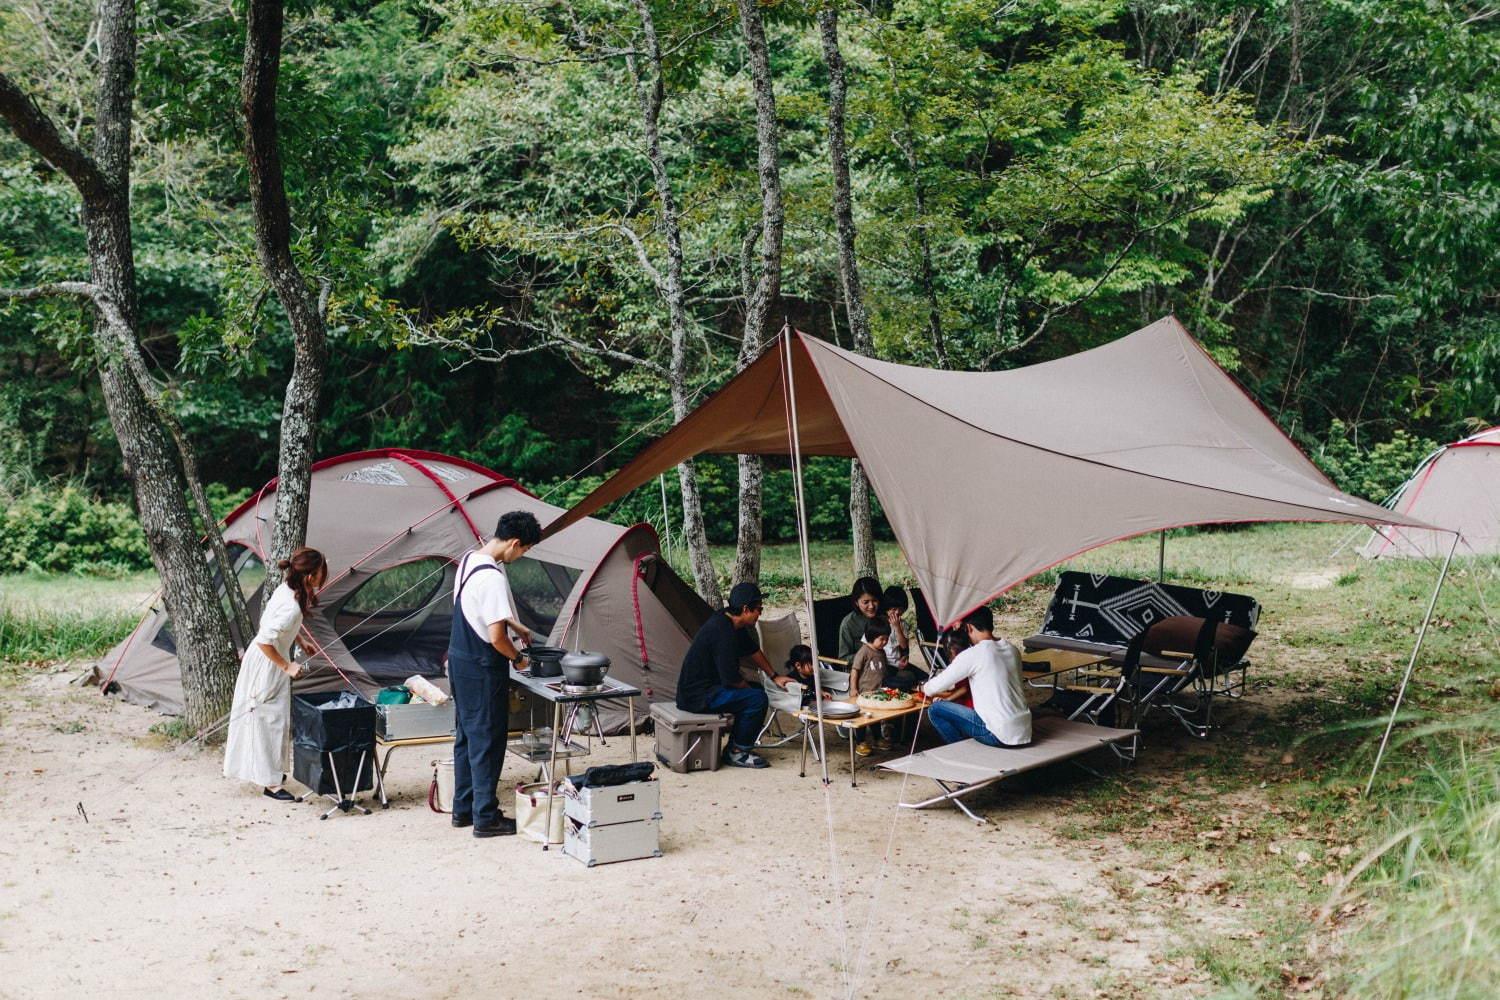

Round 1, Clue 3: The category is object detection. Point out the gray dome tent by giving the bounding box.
[97,449,710,718]
[1361,426,1500,559]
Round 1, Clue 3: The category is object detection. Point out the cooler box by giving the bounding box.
[563,816,661,867]
[651,703,728,774]
[376,700,455,740]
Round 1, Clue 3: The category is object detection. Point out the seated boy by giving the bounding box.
[922,606,1031,749]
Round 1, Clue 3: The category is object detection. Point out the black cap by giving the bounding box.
[728,581,763,611]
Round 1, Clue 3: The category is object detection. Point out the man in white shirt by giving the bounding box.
[448,510,540,838]
[921,606,1032,748]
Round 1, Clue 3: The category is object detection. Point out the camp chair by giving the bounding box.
[755,674,807,749]
[812,595,852,668]
[1118,616,1253,738]
[909,587,949,671]
[880,716,1139,822]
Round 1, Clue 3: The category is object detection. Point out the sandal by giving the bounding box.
[263,787,295,801]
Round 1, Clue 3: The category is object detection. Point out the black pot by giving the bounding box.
[560,651,611,687]
[526,645,567,678]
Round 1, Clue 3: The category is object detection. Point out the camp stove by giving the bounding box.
[554,681,608,697]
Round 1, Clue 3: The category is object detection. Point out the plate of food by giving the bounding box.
[856,688,916,712]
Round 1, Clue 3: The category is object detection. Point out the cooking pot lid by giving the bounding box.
[526,645,567,658]
[560,651,610,670]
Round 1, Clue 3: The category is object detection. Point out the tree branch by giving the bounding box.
[0,71,109,200]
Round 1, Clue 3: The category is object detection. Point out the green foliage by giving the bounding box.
[1314,420,1440,503]
[0,485,152,575]
[0,603,138,668]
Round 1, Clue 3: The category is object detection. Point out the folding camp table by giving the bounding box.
[879,716,1139,822]
[797,699,926,787]
[373,734,454,808]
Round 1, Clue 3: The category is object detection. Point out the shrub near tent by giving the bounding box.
[96,450,709,724]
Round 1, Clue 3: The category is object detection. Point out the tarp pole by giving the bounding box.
[1158,530,1166,583]
[1365,530,1459,795]
[783,327,832,784]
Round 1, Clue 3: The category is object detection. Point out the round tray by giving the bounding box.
[812,701,860,719]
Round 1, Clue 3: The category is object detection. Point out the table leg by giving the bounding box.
[799,719,808,778]
[375,745,392,808]
[543,701,561,851]
[628,697,637,763]
[849,729,858,788]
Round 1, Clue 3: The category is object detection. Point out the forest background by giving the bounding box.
[1,0,1495,578]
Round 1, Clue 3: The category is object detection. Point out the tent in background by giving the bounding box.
[1361,426,1500,559]
[98,449,709,719]
[546,317,1432,628]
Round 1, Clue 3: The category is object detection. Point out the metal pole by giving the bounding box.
[1365,530,1459,795]
[783,327,832,784]
[1158,530,1166,583]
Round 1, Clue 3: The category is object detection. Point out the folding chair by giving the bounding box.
[1120,616,1250,738]
[812,595,852,669]
[909,587,950,672]
[755,673,807,749]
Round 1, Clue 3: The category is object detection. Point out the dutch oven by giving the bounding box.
[525,645,567,678]
[560,651,611,687]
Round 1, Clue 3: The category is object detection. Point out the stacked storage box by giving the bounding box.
[650,702,729,774]
[562,778,662,867]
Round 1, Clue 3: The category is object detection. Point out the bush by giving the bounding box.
[0,484,152,574]
[1314,420,1440,503]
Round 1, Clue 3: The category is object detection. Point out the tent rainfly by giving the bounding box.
[546,317,1433,628]
[98,449,710,721]
[545,317,1451,788]
[1361,426,1500,559]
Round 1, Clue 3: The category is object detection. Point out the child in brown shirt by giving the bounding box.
[849,618,891,754]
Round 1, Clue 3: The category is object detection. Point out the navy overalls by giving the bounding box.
[448,554,510,826]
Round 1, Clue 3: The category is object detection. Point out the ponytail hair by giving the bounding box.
[279,546,327,613]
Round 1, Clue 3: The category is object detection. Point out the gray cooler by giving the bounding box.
[650,702,728,774]
[376,701,455,740]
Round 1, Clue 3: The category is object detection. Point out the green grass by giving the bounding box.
[0,570,155,681]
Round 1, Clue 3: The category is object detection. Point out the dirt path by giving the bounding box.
[0,667,1235,1000]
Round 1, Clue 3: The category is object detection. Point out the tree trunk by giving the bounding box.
[734,0,785,587]
[0,0,239,731]
[819,7,878,579]
[628,0,721,607]
[243,0,329,581]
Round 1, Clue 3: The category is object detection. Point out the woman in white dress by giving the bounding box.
[223,547,328,800]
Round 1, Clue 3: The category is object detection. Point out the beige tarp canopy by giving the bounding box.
[546,316,1431,627]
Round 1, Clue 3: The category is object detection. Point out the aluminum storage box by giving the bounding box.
[562,815,661,867]
[376,700,455,740]
[564,779,661,828]
[650,703,728,774]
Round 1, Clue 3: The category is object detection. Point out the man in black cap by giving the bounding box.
[675,581,790,768]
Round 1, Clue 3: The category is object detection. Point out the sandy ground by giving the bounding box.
[0,666,1244,1000]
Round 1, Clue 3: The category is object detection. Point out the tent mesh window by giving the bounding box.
[333,557,455,682]
[508,557,580,636]
[152,543,263,655]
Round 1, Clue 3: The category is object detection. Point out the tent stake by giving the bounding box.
[1365,530,1459,795]
[782,328,832,784]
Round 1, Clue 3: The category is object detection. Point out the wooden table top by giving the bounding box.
[1020,648,1113,679]
[796,698,927,730]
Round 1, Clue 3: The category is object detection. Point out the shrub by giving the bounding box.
[1315,420,1439,503]
[0,484,152,574]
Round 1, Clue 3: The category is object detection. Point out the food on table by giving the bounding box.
[855,687,915,711]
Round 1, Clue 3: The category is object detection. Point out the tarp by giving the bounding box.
[1361,426,1500,559]
[99,449,708,717]
[545,317,1432,626]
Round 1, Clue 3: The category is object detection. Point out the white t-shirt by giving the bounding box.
[922,638,1032,746]
[454,551,517,645]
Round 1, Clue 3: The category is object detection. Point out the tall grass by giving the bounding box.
[0,603,137,670]
[1333,713,1500,997]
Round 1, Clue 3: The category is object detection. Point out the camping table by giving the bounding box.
[1021,648,1114,681]
[508,667,644,850]
[797,699,927,787]
[373,734,454,808]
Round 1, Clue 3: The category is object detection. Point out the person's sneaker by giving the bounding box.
[473,815,517,838]
[451,813,473,829]
[855,742,874,757]
[873,736,893,751]
[722,747,770,769]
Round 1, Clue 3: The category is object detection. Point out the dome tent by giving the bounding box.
[1361,426,1500,559]
[97,449,710,720]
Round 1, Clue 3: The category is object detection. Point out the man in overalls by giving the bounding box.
[448,510,541,837]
